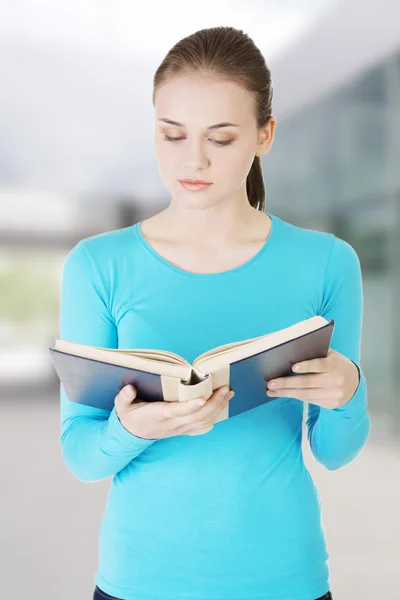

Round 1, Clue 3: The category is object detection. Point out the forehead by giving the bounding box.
[154,74,254,126]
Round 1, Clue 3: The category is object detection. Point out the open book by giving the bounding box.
[49,315,334,423]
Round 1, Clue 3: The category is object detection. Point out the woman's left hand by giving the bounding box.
[266,349,360,408]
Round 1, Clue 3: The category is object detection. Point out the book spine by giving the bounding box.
[161,371,213,402]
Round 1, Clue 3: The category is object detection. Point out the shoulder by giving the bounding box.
[79,224,136,259]
[64,224,137,272]
[273,213,334,254]
[273,213,359,269]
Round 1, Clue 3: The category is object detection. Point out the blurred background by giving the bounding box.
[1,0,399,598]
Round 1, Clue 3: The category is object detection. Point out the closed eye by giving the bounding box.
[163,134,233,147]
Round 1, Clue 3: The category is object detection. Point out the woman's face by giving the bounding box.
[153,73,275,211]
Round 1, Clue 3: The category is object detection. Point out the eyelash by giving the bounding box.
[163,134,233,147]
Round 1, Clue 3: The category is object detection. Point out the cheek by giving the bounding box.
[154,143,176,173]
[224,151,254,182]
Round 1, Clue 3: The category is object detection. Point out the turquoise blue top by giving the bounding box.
[59,212,370,600]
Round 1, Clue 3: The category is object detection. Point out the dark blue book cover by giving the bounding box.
[49,318,334,421]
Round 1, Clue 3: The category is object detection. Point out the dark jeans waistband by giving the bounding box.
[93,584,333,600]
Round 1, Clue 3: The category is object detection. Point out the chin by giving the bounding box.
[168,186,217,207]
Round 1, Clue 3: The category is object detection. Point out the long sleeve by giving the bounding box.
[59,240,157,483]
[306,236,371,471]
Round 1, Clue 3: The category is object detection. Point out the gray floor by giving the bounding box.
[2,393,399,600]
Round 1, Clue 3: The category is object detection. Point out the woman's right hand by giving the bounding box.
[114,384,235,440]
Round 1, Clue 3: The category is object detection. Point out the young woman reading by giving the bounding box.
[59,26,370,600]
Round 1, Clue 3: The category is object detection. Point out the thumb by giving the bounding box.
[116,384,137,405]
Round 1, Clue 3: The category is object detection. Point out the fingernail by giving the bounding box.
[124,385,133,398]
[227,392,235,401]
[220,386,229,396]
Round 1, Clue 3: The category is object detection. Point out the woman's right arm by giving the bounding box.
[59,241,157,483]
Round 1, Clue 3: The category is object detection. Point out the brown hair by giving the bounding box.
[152,26,274,212]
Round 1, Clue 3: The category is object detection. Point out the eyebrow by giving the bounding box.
[158,118,239,130]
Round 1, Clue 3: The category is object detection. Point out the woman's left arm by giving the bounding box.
[267,236,371,470]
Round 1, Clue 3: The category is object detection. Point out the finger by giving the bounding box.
[115,384,137,407]
[163,396,208,419]
[189,388,234,428]
[267,373,329,390]
[169,387,229,425]
[183,392,233,435]
[205,386,232,415]
[266,386,338,406]
[292,355,331,374]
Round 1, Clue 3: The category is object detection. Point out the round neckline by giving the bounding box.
[133,211,280,279]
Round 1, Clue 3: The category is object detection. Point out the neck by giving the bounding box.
[156,195,264,247]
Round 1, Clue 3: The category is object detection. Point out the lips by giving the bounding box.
[179,179,212,184]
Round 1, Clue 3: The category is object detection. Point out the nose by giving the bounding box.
[184,139,210,172]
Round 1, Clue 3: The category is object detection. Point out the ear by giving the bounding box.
[256,116,277,158]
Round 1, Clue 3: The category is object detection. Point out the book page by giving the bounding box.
[193,316,329,373]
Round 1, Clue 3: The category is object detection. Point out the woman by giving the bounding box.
[59,26,371,600]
